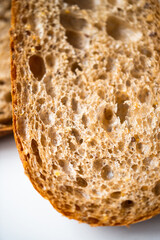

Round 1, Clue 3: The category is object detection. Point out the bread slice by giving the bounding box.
[0,0,12,136]
[11,0,160,226]
[0,125,12,137]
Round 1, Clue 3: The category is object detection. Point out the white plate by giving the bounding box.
[0,135,160,240]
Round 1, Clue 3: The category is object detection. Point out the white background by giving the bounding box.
[0,135,160,240]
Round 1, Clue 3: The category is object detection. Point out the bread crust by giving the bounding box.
[10,0,160,226]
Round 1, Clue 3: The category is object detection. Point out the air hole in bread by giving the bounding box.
[104,108,113,121]
[62,211,73,217]
[44,77,55,98]
[77,165,84,175]
[63,0,95,9]
[71,128,83,144]
[82,114,87,128]
[60,12,87,31]
[98,73,107,80]
[35,178,43,188]
[71,98,78,112]
[40,109,51,125]
[88,139,97,147]
[51,163,57,171]
[75,204,81,211]
[65,185,73,194]
[106,16,142,42]
[61,96,68,105]
[79,90,86,99]
[18,116,26,139]
[157,132,160,140]
[97,89,105,99]
[101,165,114,180]
[47,30,53,37]
[138,47,152,57]
[47,190,53,196]
[136,142,143,154]
[93,159,103,171]
[152,181,160,196]
[102,107,114,131]
[106,57,114,72]
[17,82,21,93]
[35,45,42,51]
[48,127,57,145]
[0,80,5,85]
[59,160,69,173]
[29,55,46,81]
[22,17,27,24]
[71,62,82,73]
[45,54,55,68]
[88,217,99,224]
[44,38,49,44]
[141,186,148,191]
[35,121,39,130]
[26,14,37,31]
[45,82,55,98]
[26,30,31,36]
[22,85,29,104]
[130,68,141,78]
[128,0,135,4]
[16,33,23,43]
[66,30,89,49]
[32,83,38,94]
[111,191,121,199]
[94,22,103,31]
[76,176,88,187]
[108,0,117,5]
[74,188,85,198]
[143,157,151,166]
[31,139,42,166]
[117,102,129,123]
[138,88,150,103]
[20,67,25,77]
[157,143,160,151]
[131,164,138,171]
[65,204,71,210]
[116,92,129,103]
[68,139,76,151]
[40,173,46,180]
[37,98,45,105]
[121,200,134,208]
[118,141,124,151]
[4,92,12,102]
[93,64,98,69]
[126,80,131,87]
[41,134,46,147]
[116,92,129,123]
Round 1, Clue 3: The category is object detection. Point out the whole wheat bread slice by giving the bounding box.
[0,0,12,136]
[11,0,160,226]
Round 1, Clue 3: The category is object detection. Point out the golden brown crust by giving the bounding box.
[10,0,160,226]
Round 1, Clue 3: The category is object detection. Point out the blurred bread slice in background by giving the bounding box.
[0,0,12,137]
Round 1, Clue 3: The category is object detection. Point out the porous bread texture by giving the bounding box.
[0,0,12,135]
[11,0,160,226]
